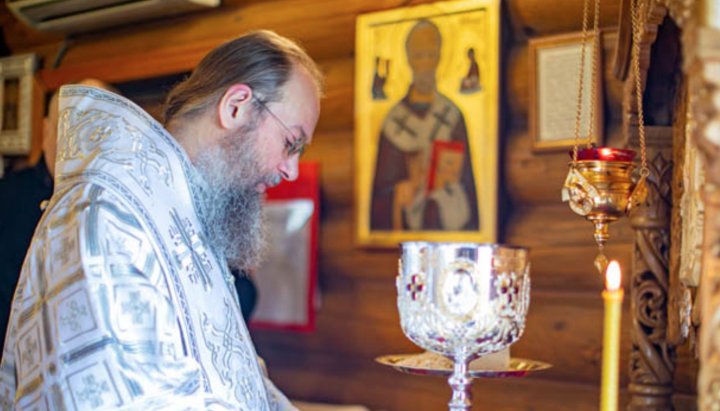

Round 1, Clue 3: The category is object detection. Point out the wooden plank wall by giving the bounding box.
[0,0,697,409]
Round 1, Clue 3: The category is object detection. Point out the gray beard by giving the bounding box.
[191,127,268,270]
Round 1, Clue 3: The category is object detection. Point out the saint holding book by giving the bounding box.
[370,19,479,231]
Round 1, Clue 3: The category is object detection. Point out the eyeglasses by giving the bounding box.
[252,96,307,157]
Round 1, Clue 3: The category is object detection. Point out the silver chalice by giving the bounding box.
[396,242,530,411]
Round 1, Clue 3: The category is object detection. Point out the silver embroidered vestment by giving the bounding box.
[0,86,295,411]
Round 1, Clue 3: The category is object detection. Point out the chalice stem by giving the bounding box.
[448,358,472,411]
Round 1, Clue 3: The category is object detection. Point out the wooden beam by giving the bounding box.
[39,38,216,89]
[506,0,622,37]
[31,0,439,89]
[506,204,635,248]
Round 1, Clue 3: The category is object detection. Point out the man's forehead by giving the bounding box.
[280,72,320,140]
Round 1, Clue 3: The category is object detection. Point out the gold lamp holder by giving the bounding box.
[562,152,648,272]
[561,0,649,274]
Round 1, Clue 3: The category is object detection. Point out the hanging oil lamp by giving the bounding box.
[561,0,648,274]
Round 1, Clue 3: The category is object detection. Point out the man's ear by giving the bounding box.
[218,83,253,130]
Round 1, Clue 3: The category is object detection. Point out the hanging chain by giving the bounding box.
[571,0,593,165]
[572,0,601,161]
[631,0,650,176]
[586,0,601,148]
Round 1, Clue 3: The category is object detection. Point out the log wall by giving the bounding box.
[0,0,697,409]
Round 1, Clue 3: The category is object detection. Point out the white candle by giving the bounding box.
[600,261,623,411]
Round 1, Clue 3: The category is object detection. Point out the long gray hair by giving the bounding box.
[163,30,323,127]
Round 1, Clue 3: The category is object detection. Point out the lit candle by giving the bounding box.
[600,261,623,411]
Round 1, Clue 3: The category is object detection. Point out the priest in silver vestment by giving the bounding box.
[0,30,322,410]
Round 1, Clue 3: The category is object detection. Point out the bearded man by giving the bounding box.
[0,30,322,411]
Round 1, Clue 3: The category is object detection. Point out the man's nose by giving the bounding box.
[279,155,299,181]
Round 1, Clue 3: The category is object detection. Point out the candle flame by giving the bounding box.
[605,261,622,291]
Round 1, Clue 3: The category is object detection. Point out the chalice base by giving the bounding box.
[376,353,551,378]
[377,353,552,410]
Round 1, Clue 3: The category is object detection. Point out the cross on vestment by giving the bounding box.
[428,104,454,142]
[391,113,418,138]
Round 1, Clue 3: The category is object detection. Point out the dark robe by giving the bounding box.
[0,157,53,348]
[370,93,479,231]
